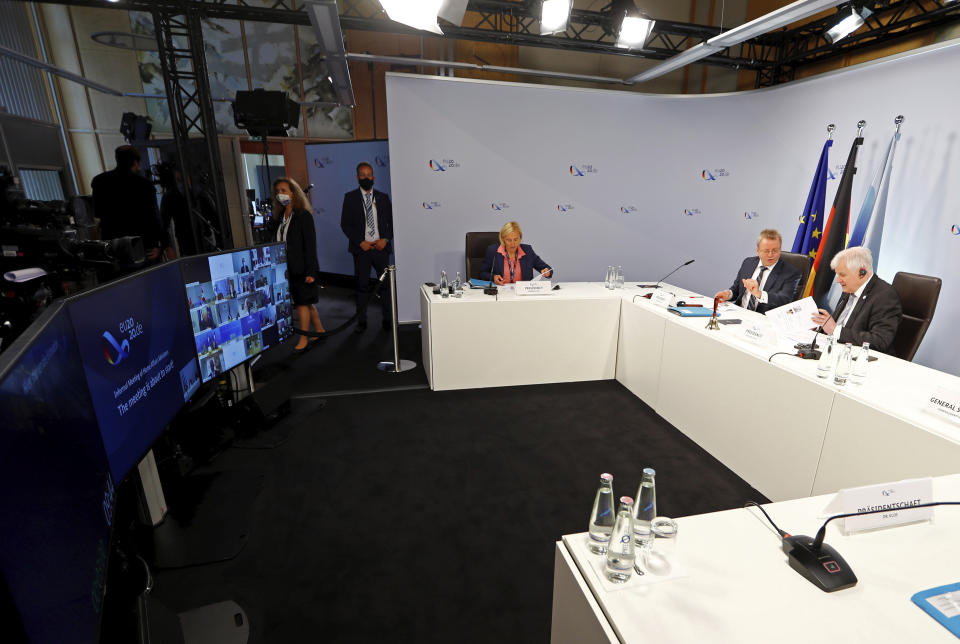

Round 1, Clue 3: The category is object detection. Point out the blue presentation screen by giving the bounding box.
[180,244,293,382]
[0,305,115,644]
[68,263,201,481]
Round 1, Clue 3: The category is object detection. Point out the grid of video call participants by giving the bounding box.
[184,245,293,382]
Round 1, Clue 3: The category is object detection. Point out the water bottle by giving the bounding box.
[633,468,656,548]
[816,336,834,379]
[850,342,869,385]
[833,343,852,386]
[605,496,635,583]
[587,473,615,554]
[453,271,463,298]
[604,266,613,289]
[440,270,449,298]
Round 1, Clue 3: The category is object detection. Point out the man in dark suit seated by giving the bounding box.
[713,229,802,313]
[340,161,394,333]
[810,246,902,354]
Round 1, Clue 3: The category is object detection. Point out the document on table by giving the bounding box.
[765,297,820,345]
[911,582,960,638]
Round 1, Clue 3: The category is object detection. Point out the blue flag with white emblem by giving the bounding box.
[791,138,833,258]
[848,129,900,266]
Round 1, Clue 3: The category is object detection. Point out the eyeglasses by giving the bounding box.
[758,248,781,255]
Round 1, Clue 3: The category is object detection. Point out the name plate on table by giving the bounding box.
[823,477,933,534]
[650,290,673,308]
[742,323,769,345]
[515,280,552,296]
[926,386,960,425]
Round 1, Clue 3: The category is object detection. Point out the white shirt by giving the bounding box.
[833,275,872,339]
[276,212,292,242]
[361,188,379,243]
[739,260,777,308]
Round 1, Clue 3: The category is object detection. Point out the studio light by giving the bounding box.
[824,5,873,44]
[379,0,445,35]
[617,15,656,49]
[541,0,573,35]
[304,0,355,107]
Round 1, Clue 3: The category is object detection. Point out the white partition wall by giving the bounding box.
[385,39,960,376]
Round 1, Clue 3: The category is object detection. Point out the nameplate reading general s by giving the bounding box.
[926,385,960,425]
[824,477,933,534]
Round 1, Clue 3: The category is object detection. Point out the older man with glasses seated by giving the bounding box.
[714,229,802,314]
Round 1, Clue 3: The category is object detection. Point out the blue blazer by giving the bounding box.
[728,257,802,313]
[479,243,551,282]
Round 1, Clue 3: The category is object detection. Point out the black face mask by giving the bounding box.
[358,178,374,191]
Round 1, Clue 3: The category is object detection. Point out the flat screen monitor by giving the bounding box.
[67,262,202,482]
[0,303,115,644]
[180,244,293,382]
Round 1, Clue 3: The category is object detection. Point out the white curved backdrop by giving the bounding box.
[385,40,960,376]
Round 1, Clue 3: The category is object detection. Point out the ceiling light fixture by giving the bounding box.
[824,5,873,44]
[541,0,573,35]
[378,0,445,35]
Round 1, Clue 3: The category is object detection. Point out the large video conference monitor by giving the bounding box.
[180,244,293,382]
[68,262,202,482]
[0,303,115,644]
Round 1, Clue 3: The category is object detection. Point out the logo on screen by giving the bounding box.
[375,155,389,167]
[569,164,597,176]
[951,225,960,235]
[621,206,637,214]
[491,202,510,211]
[102,330,131,365]
[701,170,716,181]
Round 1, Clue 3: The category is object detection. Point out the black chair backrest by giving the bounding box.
[779,251,812,301]
[891,271,942,362]
[465,232,499,281]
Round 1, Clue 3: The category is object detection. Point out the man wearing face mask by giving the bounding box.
[340,161,394,333]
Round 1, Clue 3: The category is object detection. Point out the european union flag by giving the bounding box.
[791,139,832,258]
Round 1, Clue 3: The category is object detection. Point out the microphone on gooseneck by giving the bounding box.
[797,325,823,359]
[654,259,695,289]
[484,254,498,296]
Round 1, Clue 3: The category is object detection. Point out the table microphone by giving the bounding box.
[639,259,695,289]
[750,500,960,593]
[796,326,823,360]
[484,268,498,296]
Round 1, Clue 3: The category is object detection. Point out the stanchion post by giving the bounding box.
[377,265,417,373]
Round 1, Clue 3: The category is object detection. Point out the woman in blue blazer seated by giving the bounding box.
[479,221,552,285]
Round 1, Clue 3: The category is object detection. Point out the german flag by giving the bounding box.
[803,134,863,307]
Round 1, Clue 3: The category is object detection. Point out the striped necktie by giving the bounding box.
[363,192,374,233]
[748,266,768,311]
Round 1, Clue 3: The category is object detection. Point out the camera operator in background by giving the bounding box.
[92,145,173,265]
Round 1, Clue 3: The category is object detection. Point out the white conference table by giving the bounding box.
[419,282,622,391]
[552,473,960,644]
[615,285,960,501]
[420,280,960,501]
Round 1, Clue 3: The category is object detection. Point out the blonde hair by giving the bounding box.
[271,176,312,217]
[499,221,523,244]
[756,229,783,247]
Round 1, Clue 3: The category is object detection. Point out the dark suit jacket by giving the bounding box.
[479,243,551,282]
[727,257,802,313]
[284,209,319,279]
[831,275,902,354]
[340,188,394,255]
[91,168,165,249]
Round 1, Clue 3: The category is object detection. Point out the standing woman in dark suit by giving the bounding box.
[479,221,552,285]
[272,177,325,353]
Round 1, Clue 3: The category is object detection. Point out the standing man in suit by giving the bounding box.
[810,246,902,354]
[714,229,802,313]
[341,161,393,333]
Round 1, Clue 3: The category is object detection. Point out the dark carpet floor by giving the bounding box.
[150,374,769,642]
